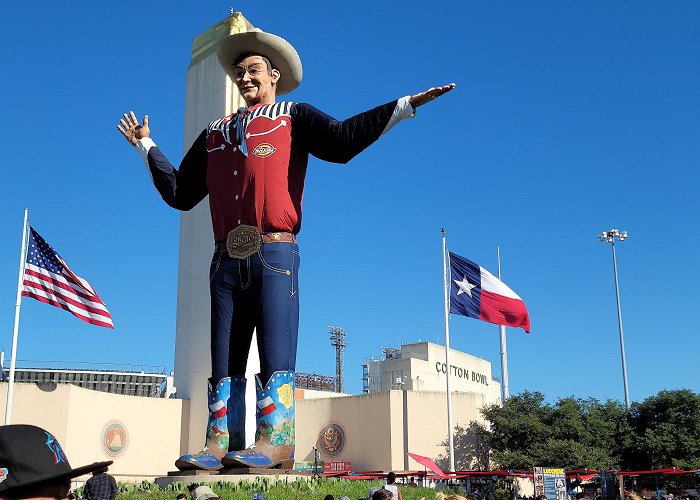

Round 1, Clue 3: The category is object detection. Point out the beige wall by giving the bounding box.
[0,383,187,477]
[297,391,396,471]
[0,382,493,476]
[296,388,350,400]
[403,390,490,470]
[296,389,494,472]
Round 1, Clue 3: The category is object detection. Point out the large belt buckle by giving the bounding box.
[226,225,262,259]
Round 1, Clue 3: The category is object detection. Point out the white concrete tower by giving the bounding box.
[174,12,260,455]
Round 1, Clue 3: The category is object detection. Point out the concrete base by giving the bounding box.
[156,469,313,487]
[165,470,219,477]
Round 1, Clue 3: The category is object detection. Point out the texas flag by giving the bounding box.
[209,400,227,419]
[257,396,277,416]
[449,252,530,332]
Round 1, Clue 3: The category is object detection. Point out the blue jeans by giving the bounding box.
[209,242,300,383]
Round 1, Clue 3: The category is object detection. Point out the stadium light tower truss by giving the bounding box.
[328,325,347,393]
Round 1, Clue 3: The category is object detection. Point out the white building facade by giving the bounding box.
[363,342,502,402]
[173,13,260,453]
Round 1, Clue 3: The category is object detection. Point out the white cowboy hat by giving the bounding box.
[217,28,303,96]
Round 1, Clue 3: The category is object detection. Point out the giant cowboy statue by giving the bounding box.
[117,26,454,471]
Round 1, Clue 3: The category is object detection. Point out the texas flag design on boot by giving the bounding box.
[174,377,231,471]
[221,370,295,469]
[257,396,277,416]
[210,400,227,419]
[449,252,530,332]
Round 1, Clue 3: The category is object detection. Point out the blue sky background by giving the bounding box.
[1,1,698,403]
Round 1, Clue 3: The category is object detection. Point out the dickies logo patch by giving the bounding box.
[0,468,8,483]
[252,143,277,158]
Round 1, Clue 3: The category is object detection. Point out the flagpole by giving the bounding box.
[441,228,455,472]
[5,208,29,425]
[497,247,509,400]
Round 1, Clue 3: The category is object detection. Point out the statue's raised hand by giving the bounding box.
[409,83,456,108]
[117,111,150,146]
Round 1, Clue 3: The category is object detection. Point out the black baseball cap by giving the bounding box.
[0,425,113,495]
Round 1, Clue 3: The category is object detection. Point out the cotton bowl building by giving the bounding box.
[362,342,501,398]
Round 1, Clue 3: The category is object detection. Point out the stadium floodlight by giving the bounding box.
[598,228,631,410]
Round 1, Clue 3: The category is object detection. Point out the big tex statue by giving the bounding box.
[118,26,454,470]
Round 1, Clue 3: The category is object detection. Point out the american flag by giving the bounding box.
[22,227,114,329]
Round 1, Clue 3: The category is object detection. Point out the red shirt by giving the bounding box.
[206,102,305,239]
[145,99,407,241]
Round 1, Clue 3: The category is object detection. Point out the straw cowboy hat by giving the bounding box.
[192,485,220,500]
[217,28,303,96]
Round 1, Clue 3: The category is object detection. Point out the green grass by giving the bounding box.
[103,477,463,500]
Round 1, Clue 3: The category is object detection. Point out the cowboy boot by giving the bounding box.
[175,377,231,471]
[221,370,295,469]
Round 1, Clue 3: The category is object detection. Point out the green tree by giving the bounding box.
[477,392,628,469]
[479,391,552,468]
[441,389,700,471]
[625,389,700,470]
[436,421,491,470]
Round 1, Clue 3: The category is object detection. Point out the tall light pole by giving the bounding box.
[598,228,631,410]
[329,325,347,393]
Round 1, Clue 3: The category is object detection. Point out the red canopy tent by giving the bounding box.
[407,452,447,478]
[323,466,700,482]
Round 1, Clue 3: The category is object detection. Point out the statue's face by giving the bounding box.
[233,55,280,106]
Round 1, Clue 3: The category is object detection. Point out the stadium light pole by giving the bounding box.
[598,228,631,410]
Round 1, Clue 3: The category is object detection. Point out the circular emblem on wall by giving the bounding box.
[318,423,346,456]
[101,420,128,458]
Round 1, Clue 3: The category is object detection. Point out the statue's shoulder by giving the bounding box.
[251,101,295,120]
[207,113,236,135]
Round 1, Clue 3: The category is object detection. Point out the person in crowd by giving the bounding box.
[177,495,187,500]
[437,495,470,500]
[82,467,117,500]
[383,472,403,500]
[187,484,199,499]
[372,490,393,500]
[323,495,334,500]
[192,486,219,500]
[0,425,112,500]
[409,477,418,488]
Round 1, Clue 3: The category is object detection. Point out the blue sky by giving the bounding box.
[1,1,698,403]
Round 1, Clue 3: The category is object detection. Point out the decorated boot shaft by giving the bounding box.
[228,376,247,451]
[222,370,295,469]
[175,376,246,471]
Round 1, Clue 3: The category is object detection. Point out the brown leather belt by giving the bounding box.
[215,232,296,253]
